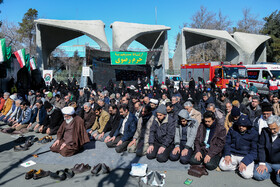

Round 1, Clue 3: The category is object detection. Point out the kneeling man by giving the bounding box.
[189,111,226,170]
[146,105,176,163]
[219,115,258,179]
[253,115,280,185]
[50,107,90,157]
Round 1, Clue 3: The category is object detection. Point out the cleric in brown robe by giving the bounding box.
[50,106,90,157]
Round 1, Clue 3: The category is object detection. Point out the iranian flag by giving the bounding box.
[0,38,7,63]
[14,48,26,68]
[30,57,37,70]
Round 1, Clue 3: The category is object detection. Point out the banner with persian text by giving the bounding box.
[110,51,147,65]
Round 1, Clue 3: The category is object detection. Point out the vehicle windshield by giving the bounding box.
[170,77,182,81]
[270,70,280,79]
[223,67,247,79]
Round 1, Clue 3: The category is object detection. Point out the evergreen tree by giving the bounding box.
[261,10,280,62]
[17,8,38,55]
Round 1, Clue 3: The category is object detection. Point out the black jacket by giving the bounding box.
[103,111,121,137]
[149,114,176,148]
[42,108,63,135]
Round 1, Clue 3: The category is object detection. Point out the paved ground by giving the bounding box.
[0,127,276,187]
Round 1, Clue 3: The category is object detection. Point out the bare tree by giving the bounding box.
[235,8,263,33]
[0,19,26,51]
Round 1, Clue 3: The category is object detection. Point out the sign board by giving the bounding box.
[43,70,53,86]
[82,66,90,77]
[110,52,147,65]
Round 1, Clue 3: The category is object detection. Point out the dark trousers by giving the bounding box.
[106,135,130,153]
[169,141,193,164]
[146,141,174,163]
[189,150,221,170]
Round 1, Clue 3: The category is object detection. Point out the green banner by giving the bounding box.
[110,51,147,65]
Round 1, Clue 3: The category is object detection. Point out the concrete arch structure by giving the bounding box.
[111,21,171,82]
[35,19,110,70]
[172,27,271,72]
[233,32,270,64]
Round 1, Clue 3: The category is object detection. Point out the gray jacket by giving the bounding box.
[133,115,155,144]
[174,118,199,149]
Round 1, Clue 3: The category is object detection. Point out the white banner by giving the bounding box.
[82,67,90,77]
[43,70,53,86]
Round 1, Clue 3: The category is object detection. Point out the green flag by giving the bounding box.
[25,54,30,71]
[0,38,7,63]
[6,46,11,61]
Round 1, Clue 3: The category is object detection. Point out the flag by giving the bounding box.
[14,48,26,68]
[25,54,30,71]
[30,57,37,70]
[6,46,11,61]
[0,38,7,63]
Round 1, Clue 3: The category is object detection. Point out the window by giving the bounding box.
[262,71,270,80]
[215,68,222,78]
[247,70,259,80]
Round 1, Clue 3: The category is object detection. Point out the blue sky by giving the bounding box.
[1,0,279,54]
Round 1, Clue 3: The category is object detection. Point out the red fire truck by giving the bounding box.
[181,62,248,89]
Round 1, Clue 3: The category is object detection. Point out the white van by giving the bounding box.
[245,64,280,94]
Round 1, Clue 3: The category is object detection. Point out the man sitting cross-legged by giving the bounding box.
[189,111,226,171]
[146,104,176,163]
[106,104,137,153]
[50,107,90,157]
[219,115,258,179]
[127,105,155,156]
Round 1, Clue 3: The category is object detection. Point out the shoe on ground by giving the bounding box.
[33,169,50,180]
[25,169,37,180]
[91,163,102,175]
[101,163,110,174]
[50,170,67,181]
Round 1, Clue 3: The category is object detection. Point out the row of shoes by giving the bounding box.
[25,169,50,180]
[14,136,38,152]
[25,168,74,181]
[38,135,53,144]
[71,163,110,175]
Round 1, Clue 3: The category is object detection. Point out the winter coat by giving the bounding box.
[83,109,96,130]
[113,113,137,142]
[258,127,280,164]
[42,108,64,135]
[19,107,32,124]
[133,115,155,145]
[91,110,110,134]
[224,126,258,166]
[149,114,176,148]
[30,106,47,125]
[174,118,199,149]
[194,121,226,158]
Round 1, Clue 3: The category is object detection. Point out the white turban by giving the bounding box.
[62,107,75,115]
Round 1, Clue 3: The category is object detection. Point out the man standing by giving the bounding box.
[219,115,258,179]
[146,105,176,163]
[50,107,90,157]
[254,116,280,185]
[106,104,137,153]
[190,111,226,170]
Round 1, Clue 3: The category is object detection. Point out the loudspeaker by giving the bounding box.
[0,64,7,78]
